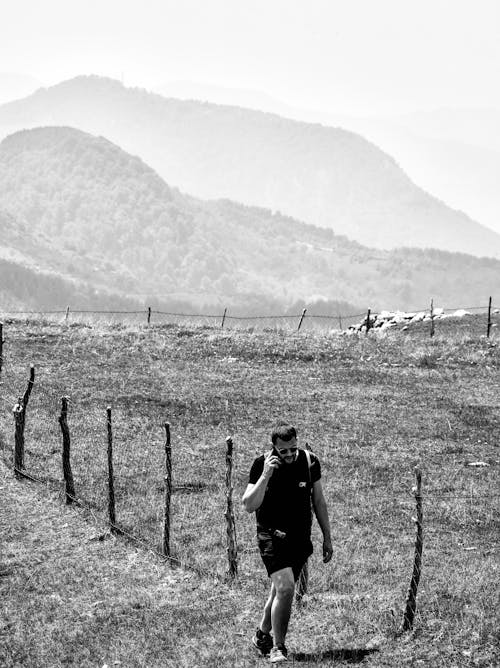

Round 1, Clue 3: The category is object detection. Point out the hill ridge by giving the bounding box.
[1,125,499,313]
[1,75,498,257]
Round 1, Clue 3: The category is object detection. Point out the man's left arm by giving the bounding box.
[312,480,333,563]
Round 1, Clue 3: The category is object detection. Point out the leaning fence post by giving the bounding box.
[59,396,75,504]
[365,308,371,334]
[106,406,117,533]
[0,322,4,373]
[401,467,423,632]
[221,308,227,329]
[162,422,172,557]
[12,365,35,477]
[297,308,307,331]
[487,296,492,338]
[430,299,435,338]
[225,436,238,579]
[22,364,35,431]
[295,442,311,603]
[65,306,70,322]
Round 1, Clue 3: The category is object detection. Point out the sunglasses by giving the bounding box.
[277,446,298,456]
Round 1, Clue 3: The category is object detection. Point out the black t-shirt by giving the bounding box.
[249,449,321,539]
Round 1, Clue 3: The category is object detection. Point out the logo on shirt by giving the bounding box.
[298,481,307,488]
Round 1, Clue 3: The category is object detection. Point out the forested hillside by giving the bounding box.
[1,76,499,257]
[0,256,146,311]
[0,126,498,313]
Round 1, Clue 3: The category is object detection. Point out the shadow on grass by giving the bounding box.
[292,647,379,663]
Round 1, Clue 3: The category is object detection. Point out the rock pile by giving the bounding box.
[348,308,474,333]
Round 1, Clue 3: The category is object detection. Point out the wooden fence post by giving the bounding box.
[338,313,343,331]
[106,406,117,533]
[401,468,423,632]
[59,396,75,504]
[0,322,3,373]
[162,422,172,557]
[225,436,238,579]
[221,308,227,329]
[65,306,70,322]
[297,308,307,331]
[487,296,492,338]
[13,398,24,477]
[430,299,435,338]
[365,308,371,334]
[295,442,311,603]
[12,365,35,477]
[22,365,35,431]
[148,306,152,325]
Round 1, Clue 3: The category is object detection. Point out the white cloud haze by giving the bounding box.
[1,0,499,114]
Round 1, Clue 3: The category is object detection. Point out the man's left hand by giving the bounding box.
[322,538,333,563]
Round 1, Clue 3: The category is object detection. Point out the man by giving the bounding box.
[242,422,333,663]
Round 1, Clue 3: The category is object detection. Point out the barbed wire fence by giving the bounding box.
[0,297,498,335]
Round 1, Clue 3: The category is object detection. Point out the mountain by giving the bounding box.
[0,76,498,258]
[304,111,500,238]
[154,80,291,116]
[0,126,498,314]
[378,109,500,235]
[153,83,500,237]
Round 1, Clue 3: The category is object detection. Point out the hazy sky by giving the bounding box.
[1,0,499,114]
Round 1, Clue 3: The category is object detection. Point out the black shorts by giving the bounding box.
[257,530,313,581]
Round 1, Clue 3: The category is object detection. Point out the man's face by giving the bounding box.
[274,436,298,465]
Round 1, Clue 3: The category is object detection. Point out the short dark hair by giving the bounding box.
[271,422,297,445]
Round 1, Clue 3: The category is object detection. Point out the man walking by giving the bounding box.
[242,422,333,663]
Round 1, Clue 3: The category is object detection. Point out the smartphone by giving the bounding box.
[271,446,283,466]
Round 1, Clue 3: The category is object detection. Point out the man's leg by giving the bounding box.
[259,582,276,634]
[269,567,295,646]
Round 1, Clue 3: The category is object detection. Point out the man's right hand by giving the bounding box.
[263,450,281,478]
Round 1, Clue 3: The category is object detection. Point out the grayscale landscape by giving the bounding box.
[1,2,499,667]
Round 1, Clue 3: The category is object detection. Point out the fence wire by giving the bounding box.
[1,301,497,334]
[4,406,499,584]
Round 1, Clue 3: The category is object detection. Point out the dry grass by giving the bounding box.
[0,315,499,667]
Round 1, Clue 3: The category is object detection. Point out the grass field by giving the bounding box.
[1,315,499,667]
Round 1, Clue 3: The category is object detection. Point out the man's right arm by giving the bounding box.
[241,451,280,513]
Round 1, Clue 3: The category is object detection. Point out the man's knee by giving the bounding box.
[271,568,295,600]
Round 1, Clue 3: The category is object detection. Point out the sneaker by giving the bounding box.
[269,644,288,663]
[252,628,273,655]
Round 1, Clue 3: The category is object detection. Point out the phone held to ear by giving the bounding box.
[271,447,282,467]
